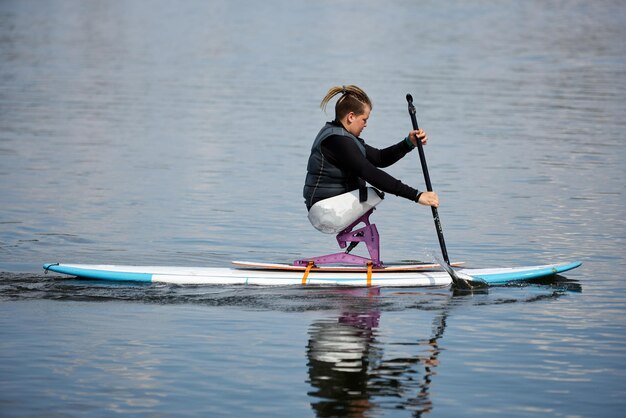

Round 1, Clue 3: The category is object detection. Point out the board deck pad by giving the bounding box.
[231,260,465,272]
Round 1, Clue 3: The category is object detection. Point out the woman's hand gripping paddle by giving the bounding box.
[406,94,486,291]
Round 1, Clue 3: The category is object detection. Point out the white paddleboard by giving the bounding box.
[43,261,582,287]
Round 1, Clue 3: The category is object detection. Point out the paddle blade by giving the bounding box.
[433,255,488,291]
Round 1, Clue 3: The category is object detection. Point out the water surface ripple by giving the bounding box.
[1,0,625,417]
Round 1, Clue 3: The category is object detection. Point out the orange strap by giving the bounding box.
[301,261,314,285]
[367,262,373,287]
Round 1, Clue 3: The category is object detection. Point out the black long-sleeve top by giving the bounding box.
[318,132,420,203]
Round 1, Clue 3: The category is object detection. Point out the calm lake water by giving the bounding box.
[1,0,625,417]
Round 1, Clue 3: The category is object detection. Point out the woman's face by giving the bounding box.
[346,106,371,137]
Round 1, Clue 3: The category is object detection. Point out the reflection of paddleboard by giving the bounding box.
[43,261,582,287]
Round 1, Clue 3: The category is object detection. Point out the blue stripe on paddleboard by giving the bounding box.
[471,261,582,284]
[43,264,153,283]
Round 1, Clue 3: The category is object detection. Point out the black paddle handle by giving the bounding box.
[406,94,451,265]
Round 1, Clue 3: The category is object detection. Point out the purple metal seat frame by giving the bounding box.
[294,208,381,268]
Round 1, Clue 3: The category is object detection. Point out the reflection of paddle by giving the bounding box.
[406,94,485,291]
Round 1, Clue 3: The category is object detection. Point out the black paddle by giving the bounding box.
[406,94,483,291]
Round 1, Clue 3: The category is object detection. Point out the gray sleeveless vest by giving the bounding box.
[303,122,367,209]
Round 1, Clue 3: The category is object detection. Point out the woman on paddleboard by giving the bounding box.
[303,85,439,234]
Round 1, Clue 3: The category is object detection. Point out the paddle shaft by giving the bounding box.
[406,94,451,265]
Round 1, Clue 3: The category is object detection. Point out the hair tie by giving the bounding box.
[341,85,346,95]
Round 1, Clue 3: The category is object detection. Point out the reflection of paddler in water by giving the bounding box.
[307,288,381,417]
[306,288,447,417]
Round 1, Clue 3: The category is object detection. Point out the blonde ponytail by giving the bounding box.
[320,85,372,120]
